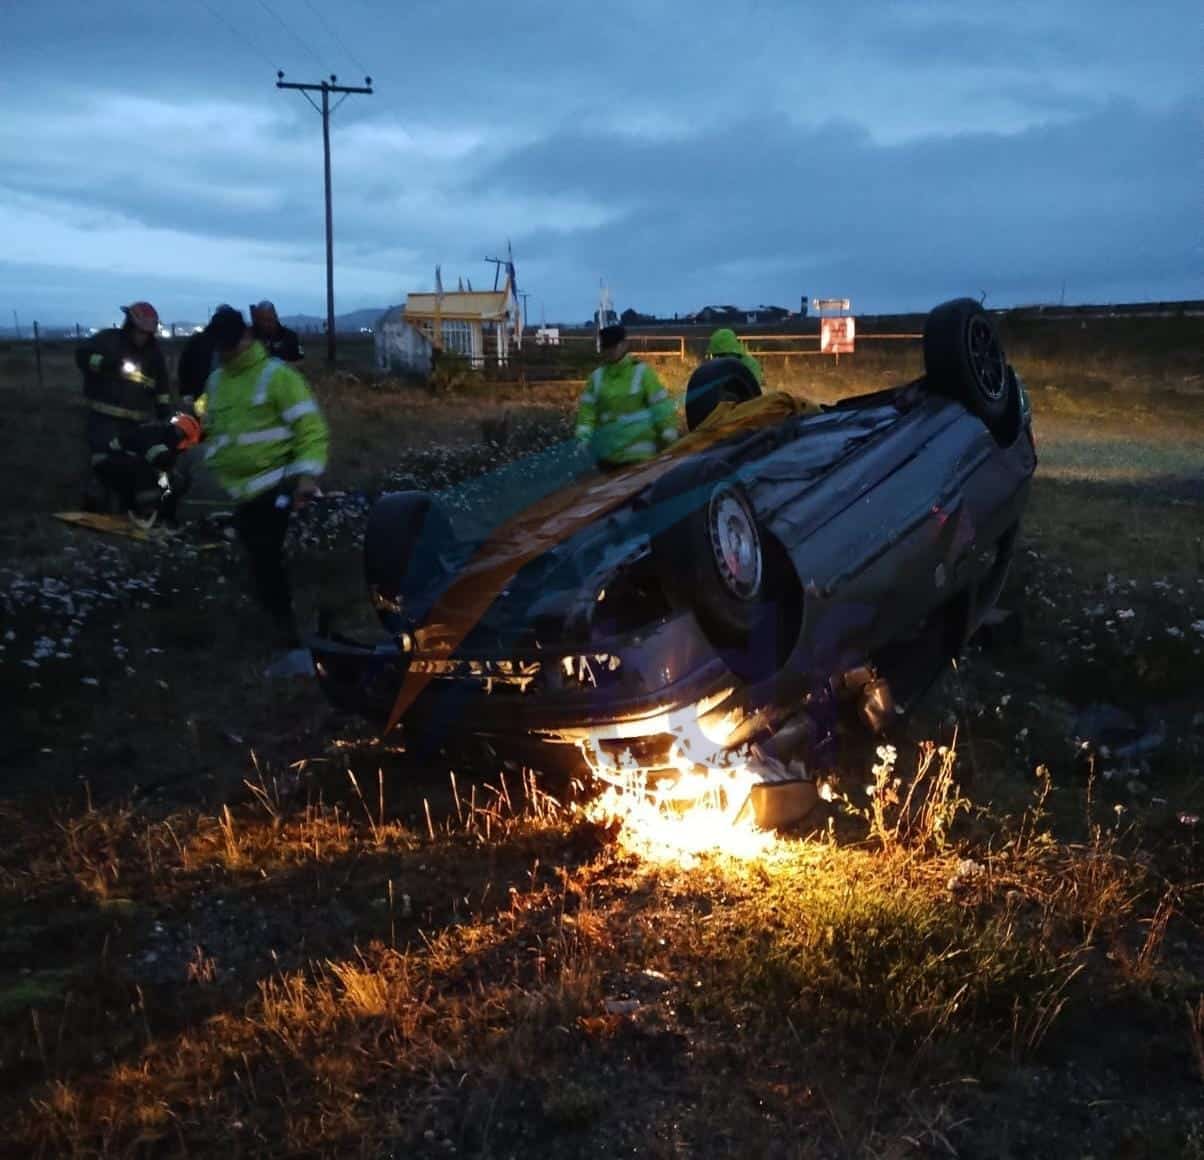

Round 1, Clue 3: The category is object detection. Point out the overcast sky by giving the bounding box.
[3,0,1200,326]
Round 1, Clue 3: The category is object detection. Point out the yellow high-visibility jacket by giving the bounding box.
[203,341,329,500]
[574,356,679,466]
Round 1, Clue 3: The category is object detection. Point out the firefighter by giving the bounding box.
[75,302,174,513]
[203,308,328,657]
[705,327,764,387]
[575,324,678,468]
[249,300,304,362]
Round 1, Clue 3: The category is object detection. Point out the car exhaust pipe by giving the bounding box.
[748,779,820,830]
[743,744,819,830]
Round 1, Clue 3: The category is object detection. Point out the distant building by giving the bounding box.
[620,307,657,327]
[744,305,791,324]
[687,304,792,325]
[688,305,744,324]
[403,283,520,368]
[374,307,434,376]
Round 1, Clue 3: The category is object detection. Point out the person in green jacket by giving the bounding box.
[575,325,679,468]
[706,327,764,387]
[203,309,329,655]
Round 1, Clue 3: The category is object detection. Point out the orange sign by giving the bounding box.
[820,315,855,354]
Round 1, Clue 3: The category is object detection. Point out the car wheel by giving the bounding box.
[364,491,456,633]
[649,457,798,664]
[923,298,1015,434]
[684,356,762,431]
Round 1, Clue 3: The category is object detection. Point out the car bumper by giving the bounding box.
[310,609,752,745]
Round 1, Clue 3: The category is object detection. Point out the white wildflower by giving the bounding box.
[1116,608,1135,621]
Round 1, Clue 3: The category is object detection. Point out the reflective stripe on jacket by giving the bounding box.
[75,327,172,423]
[573,356,679,466]
[76,327,173,453]
[203,341,329,500]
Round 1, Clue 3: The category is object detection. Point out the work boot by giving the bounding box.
[158,489,181,528]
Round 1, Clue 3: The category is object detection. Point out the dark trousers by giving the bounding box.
[92,453,162,514]
[234,489,296,645]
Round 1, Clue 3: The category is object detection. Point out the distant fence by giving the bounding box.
[554,331,925,362]
[509,329,927,389]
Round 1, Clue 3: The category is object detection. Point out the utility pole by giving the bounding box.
[483,256,506,291]
[276,70,373,364]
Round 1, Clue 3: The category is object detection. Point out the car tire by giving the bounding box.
[923,298,1016,435]
[684,356,762,431]
[648,457,799,669]
[363,491,456,633]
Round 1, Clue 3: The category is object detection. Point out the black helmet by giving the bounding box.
[208,306,247,352]
[599,323,626,349]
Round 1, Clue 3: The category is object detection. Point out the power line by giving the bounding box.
[299,0,372,79]
[195,0,280,71]
[255,0,326,71]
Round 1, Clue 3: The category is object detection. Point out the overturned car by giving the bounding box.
[312,299,1036,812]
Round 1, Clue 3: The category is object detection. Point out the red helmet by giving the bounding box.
[122,301,159,334]
[171,413,202,450]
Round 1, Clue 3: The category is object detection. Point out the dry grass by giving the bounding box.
[861,736,969,854]
[2,746,1198,1158]
[1188,996,1204,1085]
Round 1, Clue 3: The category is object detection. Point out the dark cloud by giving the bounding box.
[490,100,1199,314]
[3,0,1199,323]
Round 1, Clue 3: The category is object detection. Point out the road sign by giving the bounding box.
[812,298,851,314]
[820,315,856,354]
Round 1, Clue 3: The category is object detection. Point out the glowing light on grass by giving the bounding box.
[576,696,778,865]
[584,764,775,866]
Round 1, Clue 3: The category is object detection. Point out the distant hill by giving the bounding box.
[280,306,393,334]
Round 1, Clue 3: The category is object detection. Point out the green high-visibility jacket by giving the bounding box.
[574,356,679,466]
[203,341,329,501]
[706,328,764,386]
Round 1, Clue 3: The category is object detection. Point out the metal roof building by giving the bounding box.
[403,282,520,368]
